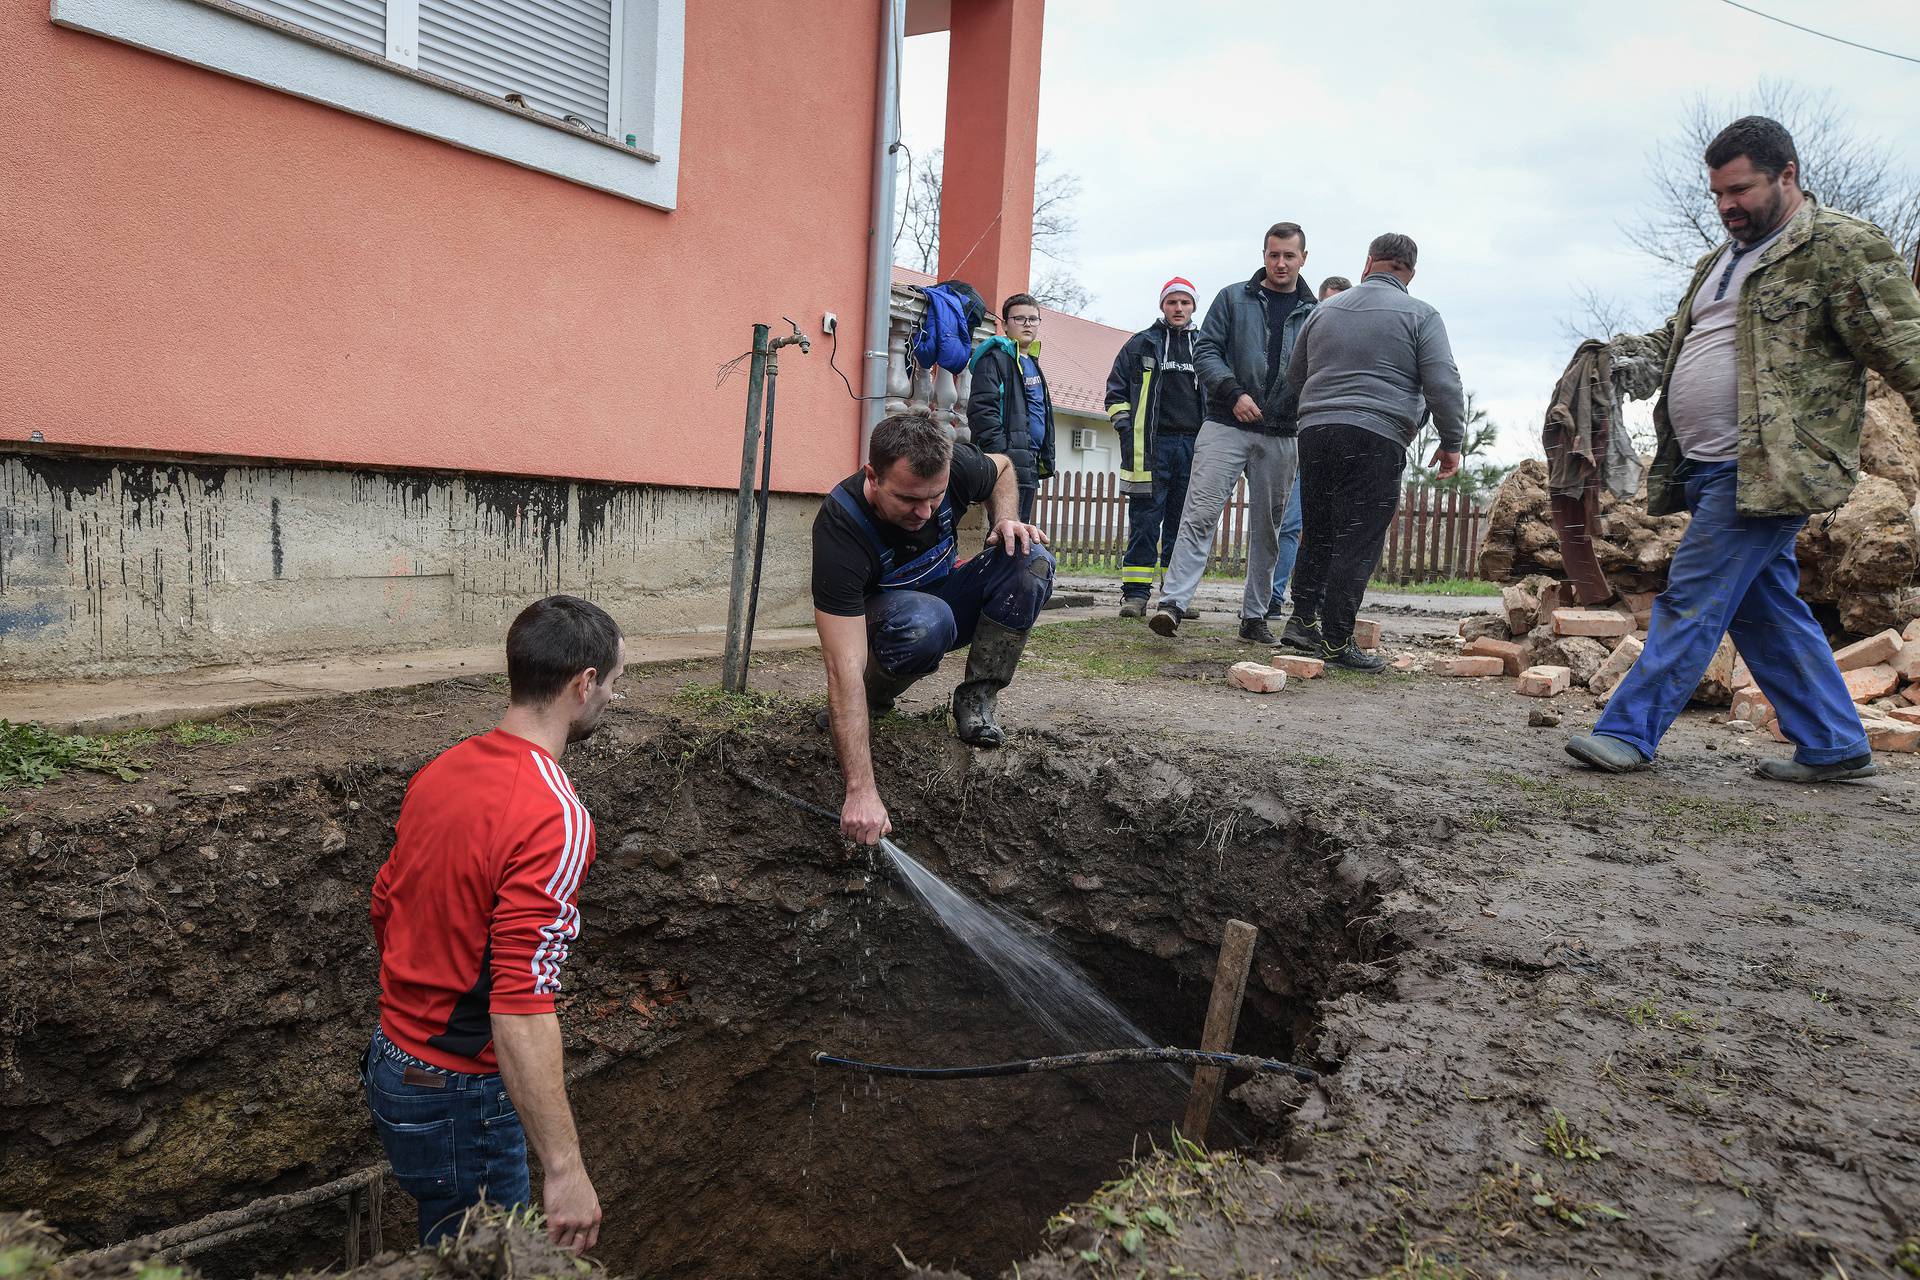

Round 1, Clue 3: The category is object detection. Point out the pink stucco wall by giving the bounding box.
[0,1,879,495]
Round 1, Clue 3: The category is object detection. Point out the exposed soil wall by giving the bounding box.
[0,692,1390,1279]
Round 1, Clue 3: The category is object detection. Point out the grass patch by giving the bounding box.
[1369,577,1501,597]
[1027,617,1249,682]
[0,720,150,789]
[167,721,247,747]
[1541,1109,1609,1161]
[1646,793,1791,835]
[1483,769,1612,817]
[672,682,792,731]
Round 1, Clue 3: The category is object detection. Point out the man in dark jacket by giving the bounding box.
[1105,277,1204,617]
[1149,223,1315,644]
[967,294,1055,523]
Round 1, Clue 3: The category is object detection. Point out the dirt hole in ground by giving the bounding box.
[0,710,1394,1279]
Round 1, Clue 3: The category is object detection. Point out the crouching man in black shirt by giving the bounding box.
[812,411,1055,844]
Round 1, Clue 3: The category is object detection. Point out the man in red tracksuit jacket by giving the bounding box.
[367,595,624,1251]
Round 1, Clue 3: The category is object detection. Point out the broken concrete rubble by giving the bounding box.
[1478,373,1920,635]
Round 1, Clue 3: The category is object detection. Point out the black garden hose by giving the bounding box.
[812,1047,1318,1083]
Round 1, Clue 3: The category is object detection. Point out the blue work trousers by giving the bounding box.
[1120,432,1197,599]
[363,1030,530,1245]
[868,544,1056,675]
[1267,472,1304,612]
[1594,460,1866,765]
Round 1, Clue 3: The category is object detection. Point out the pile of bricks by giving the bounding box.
[1446,580,1920,753]
[1224,618,1385,695]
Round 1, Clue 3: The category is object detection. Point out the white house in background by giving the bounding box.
[892,266,1131,476]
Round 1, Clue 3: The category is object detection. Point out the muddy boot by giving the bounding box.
[1754,753,1876,783]
[1565,733,1649,773]
[815,659,924,731]
[1118,598,1147,619]
[951,617,1029,748]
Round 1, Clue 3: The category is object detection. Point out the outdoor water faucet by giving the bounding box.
[773,316,811,354]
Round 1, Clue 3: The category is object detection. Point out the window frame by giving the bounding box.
[51,0,685,209]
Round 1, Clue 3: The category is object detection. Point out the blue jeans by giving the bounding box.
[1594,460,1867,765]
[1268,472,1304,612]
[867,544,1056,675]
[1120,432,1197,599]
[363,1031,529,1245]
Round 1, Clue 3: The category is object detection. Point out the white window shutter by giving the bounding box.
[419,0,615,134]
[238,0,388,56]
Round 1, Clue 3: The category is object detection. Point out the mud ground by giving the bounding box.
[4,609,1918,1279]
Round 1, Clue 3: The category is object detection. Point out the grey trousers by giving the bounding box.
[1158,420,1298,620]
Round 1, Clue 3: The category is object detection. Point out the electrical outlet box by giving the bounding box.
[822,312,837,335]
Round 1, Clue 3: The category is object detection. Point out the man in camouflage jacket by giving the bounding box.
[1567,115,1920,784]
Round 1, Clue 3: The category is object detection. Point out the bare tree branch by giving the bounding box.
[894,147,1096,309]
[1625,78,1920,291]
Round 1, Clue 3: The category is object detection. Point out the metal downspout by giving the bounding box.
[861,0,906,458]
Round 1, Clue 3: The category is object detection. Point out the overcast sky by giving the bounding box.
[900,0,1920,463]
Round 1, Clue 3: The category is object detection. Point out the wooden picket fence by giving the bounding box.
[1032,470,1486,585]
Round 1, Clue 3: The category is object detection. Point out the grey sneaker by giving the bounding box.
[1148,604,1181,637]
[1754,754,1877,783]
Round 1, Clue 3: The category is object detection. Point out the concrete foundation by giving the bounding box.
[0,450,814,681]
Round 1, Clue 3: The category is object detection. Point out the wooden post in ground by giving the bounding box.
[1179,918,1259,1145]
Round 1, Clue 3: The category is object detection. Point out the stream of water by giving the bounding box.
[878,837,1186,1087]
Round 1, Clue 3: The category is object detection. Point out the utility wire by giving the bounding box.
[1718,0,1920,66]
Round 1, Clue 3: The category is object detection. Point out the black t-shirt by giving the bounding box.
[1156,327,1202,432]
[810,444,1000,617]
[1262,285,1301,377]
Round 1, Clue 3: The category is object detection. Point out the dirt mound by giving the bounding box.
[1478,375,1920,633]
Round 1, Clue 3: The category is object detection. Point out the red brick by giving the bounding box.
[1730,656,1752,689]
[1390,654,1417,671]
[1843,663,1900,702]
[1551,609,1634,638]
[1906,618,1920,645]
[1536,581,1565,619]
[1886,705,1920,726]
[1353,618,1382,650]
[1432,655,1505,678]
[1620,590,1657,615]
[1462,636,1525,676]
[1265,653,1326,678]
[1515,665,1571,697]
[1834,628,1903,672]
[1501,585,1539,636]
[1227,662,1288,693]
[1731,686,1775,726]
[1864,718,1920,752]
[1590,635,1644,696]
[1893,642,1920,684]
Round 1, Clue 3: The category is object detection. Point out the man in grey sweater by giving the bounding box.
[1280,233,1465,670]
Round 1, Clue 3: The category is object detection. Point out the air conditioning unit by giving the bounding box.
[1070,427,1099,450]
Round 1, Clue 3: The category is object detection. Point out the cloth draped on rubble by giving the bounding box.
[1541,339,1654,605]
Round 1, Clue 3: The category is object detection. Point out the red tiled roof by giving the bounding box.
[892,266,1131,417]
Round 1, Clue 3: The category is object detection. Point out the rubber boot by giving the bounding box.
[815,656,924,731]
[1754,753,1877,783]
[865,660,923,716]
[952,616,1028,748]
